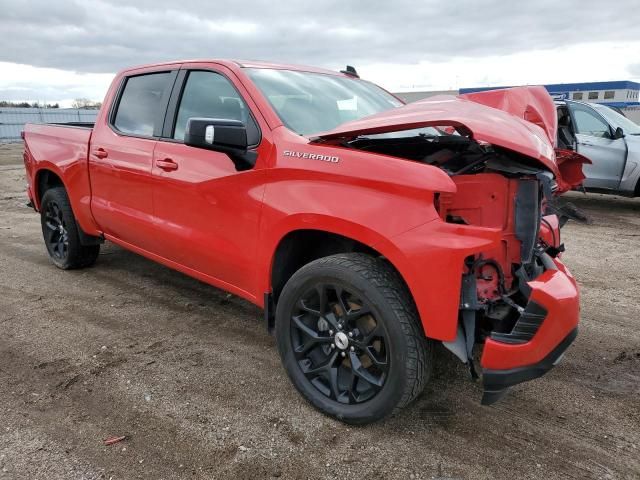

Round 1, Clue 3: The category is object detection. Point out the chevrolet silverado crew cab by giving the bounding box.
[23,60,586,424]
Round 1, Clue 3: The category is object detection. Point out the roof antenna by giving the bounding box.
[340,65,359,78]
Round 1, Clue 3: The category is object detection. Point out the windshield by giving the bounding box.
[246,68,403,135]
[591,103,640,135]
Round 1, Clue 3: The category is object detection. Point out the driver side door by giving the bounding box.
[567,102,626,190]
[150,66,267,298]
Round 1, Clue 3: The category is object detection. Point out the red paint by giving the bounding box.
[554,148,591,193]
[459,86,558,147]
[22,60,582,376]
[539,214,561,249]
[481,257,580,370]
[437,173,522,294]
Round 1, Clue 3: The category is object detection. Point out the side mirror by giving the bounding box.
[184,118,256,170]
[184,118,248,151]
[613,126,625,139]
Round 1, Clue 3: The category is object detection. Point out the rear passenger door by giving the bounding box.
[150,65,267,297]
[90,69,177,251]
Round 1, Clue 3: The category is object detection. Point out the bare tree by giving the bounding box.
[72,98,101,109]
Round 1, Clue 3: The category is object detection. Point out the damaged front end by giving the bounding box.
[435,165,578,404]
[311,86,584,404]
[369,132,580,404]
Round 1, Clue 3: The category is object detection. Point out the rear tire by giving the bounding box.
[40,187,100,269]
[275,253,432,424]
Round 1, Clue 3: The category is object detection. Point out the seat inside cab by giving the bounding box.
[557,105,576,150]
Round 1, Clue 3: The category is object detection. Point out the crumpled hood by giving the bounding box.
[311,86,560,177]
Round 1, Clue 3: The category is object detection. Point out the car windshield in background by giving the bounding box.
[592,103,640,135]
[246,68,403,135]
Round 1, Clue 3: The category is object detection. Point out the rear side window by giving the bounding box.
[173,71,260,146]
[113,72,172,136]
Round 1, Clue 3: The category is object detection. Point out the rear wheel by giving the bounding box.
[275,253,432,424]
[40,187,100,269]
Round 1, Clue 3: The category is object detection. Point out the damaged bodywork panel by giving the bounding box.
[311,86,584,403]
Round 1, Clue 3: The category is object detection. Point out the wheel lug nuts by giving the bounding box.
[348,332,353,337]
[341,352,346,357]
[329,330,334,335]
[350,346,355,351]
[331,344,335,349]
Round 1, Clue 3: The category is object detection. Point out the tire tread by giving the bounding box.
[40,187,100,269]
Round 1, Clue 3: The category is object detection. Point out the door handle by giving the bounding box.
[92,147,108,159]
[156,158,178,171]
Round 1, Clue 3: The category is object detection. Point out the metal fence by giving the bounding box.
[0,108,99,143]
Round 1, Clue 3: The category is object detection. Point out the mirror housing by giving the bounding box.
[613,126,625,139]
[184,118,248,151]
[184,117,256,170]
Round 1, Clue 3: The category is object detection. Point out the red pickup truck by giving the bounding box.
[23,59,585,424]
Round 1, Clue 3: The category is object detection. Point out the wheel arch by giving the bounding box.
[33,165,102,243]
[267,226,417,319]
[34,167,65,210]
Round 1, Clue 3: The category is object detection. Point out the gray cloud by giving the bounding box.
[1,0,639,74]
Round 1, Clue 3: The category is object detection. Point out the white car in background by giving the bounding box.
[556,100,640,196]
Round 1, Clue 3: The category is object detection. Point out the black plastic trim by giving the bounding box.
[264,292,274,334]
[490,301,547,345]
[515,179,541,264]
[162,69,188,138]
[77,228,104,246]
[481,327,578,405]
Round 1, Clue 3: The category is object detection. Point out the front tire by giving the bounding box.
[40,187,100,269]
[275,253,432,424]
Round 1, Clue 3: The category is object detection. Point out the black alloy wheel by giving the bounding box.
[291,282,389,404]
[43,199,69,261]
[276,253,432,424]
[40,187,100,269]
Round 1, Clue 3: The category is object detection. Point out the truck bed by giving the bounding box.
[23,122,95,236]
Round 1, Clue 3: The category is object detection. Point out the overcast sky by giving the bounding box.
[1,0,639,106]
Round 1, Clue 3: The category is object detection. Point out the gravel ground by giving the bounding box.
[0,143,639,479]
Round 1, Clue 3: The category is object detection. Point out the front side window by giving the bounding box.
[592,104,640,135]
[173,71,259,144]
[570,103,611,138]
[246,68,403,135]
[113,72,172,136]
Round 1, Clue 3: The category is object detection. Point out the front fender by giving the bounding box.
[257,175,502,341]
[378,220,501,341]
[255,162,448,304]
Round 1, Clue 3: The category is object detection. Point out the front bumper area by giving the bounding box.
[481,327,577,404]
[480,258,580,404]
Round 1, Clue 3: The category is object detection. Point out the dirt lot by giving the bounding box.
[1,142,639,479]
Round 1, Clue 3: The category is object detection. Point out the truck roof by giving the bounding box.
[119,59,344,77]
